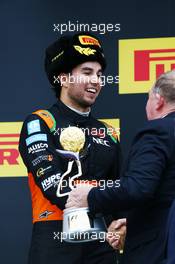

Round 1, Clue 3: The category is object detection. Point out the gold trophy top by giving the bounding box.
[60,126,85,153]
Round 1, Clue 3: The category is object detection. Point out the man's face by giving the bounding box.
[63,61,103,109]
[146,88,159,120]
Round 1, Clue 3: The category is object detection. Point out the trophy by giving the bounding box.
[56,126,106,242]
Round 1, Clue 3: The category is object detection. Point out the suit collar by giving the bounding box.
[162,111,175,119]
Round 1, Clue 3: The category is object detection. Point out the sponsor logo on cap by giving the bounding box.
[74,46,96,56]
[51,51,64,62]
[79,35,101,47]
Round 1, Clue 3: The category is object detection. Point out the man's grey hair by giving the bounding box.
[152,70,175,103]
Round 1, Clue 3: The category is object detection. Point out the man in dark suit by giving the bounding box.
[164,199,175,264]
[66,70,175,264]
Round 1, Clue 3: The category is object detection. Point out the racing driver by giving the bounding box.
[19,32,122,264]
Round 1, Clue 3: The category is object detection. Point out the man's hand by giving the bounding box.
[106,218,127,251]
[65,185,94,209]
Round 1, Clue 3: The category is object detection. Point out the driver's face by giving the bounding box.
[64,61,103,109]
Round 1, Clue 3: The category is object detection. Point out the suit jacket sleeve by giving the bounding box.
[88,120,175,215]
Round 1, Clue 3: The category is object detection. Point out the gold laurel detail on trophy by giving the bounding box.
[60,126,85,152]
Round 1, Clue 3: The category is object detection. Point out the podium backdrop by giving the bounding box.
[1,0,175,263]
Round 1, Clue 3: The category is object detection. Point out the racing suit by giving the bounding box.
[19,99,121,264]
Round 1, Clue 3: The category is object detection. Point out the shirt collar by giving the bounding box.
[54,99,92,124]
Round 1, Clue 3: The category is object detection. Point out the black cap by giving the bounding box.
[44,32,106,87]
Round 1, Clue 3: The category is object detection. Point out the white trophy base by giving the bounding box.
[63,207,106,243]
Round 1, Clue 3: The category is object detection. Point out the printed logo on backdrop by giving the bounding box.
[119,37,175,94]
[0,122,26,177]
[0,119,120,177]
